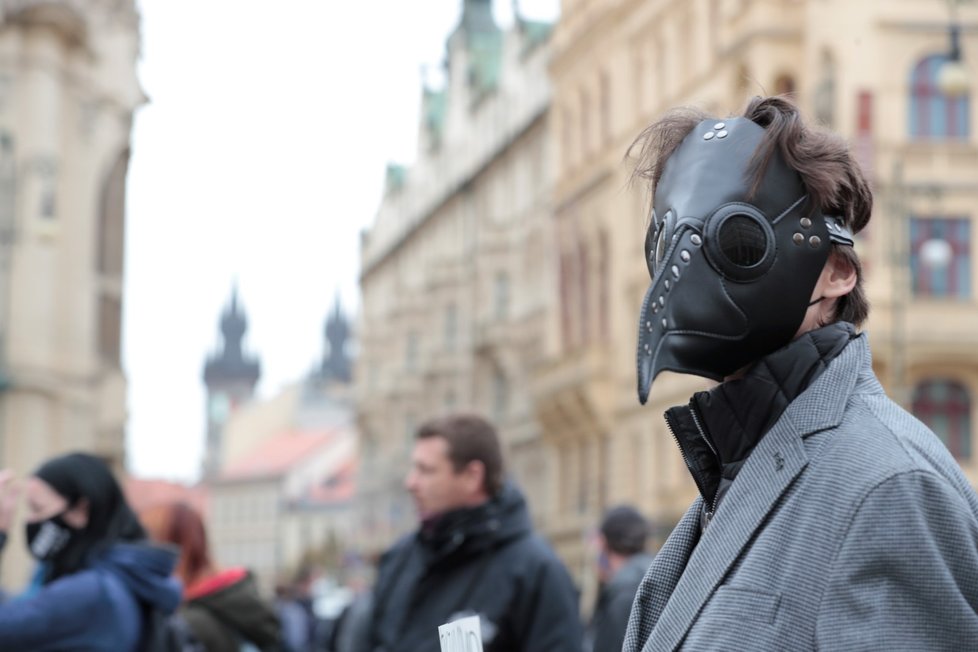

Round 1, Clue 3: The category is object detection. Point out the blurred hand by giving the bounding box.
[0,470,21,533]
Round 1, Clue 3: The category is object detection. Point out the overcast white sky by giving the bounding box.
[124,0,560,481]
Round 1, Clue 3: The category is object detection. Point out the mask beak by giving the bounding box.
[636,282,659,405]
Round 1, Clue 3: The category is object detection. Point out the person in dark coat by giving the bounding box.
[0,452,182,651]
[142,500,282,651]
[585,505,653,652]
[363,413,582,652]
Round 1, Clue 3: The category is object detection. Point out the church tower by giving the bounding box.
[321,294,352,384]
[202,285,260,477]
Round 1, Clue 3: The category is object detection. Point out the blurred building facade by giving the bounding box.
[357,0,978,600]
[356,0,555,554]
[0,0,142,584]
[206,302,358,593]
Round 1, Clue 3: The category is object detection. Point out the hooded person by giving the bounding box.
[0,452,182,651]
[621,96,978,651]
[141,500,283,652]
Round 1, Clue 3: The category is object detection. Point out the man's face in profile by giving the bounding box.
[405,436,471,521]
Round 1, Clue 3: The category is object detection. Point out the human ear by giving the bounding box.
[818,251,857,299]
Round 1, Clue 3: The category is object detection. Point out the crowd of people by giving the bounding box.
[0,94,976,651]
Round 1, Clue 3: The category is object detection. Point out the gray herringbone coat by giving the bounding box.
[623,334,978,651]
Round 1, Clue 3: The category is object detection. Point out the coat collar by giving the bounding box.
[639,333,871,652]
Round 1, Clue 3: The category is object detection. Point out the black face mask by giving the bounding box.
[636,117,854,404]
[26,511,78,562]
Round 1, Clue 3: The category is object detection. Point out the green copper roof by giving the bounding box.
[467,30,504,100]
[385,163,407,194]
[423,87,448,148]
[518,18,553,53]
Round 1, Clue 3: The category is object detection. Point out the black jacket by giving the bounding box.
[366,484,582,652]
[586,553,654,652]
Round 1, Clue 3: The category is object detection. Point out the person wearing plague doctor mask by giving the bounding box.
[0,452,182,651]
[622,97,978,652]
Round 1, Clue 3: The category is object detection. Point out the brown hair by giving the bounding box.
[627,96,873,326]
[140,501,215,590]
[416,414,505,497]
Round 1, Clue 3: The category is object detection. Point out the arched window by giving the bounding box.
[813,50,836,127]
[909,54,970,139]
[912,379,972,459]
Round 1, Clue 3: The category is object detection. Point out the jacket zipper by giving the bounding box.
[664,409,713,512]
[687,404,722,518]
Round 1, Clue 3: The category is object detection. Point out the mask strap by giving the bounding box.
[808,297,824,307]
[824,216,855,246]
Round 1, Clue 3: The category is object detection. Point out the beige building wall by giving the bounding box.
[356,6,557,555]
[220,383,300,469]
[209,477,281,593]
[210,429,357,594]
[0,0,142,585]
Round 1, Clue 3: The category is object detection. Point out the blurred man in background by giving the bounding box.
[585,505,653,652]
[361,413,581,652]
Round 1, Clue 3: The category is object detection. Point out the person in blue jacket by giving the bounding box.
[0,452,182,651]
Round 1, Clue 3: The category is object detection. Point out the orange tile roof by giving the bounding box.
[218,429,340,481]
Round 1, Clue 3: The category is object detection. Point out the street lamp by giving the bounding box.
[920,237,954,269]
[938,1,972,98]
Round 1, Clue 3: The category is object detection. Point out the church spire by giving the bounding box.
[321,292,352,384]
[203,284,260,389]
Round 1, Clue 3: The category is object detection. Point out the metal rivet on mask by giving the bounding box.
[664,279,671,290]
[658,296,665,307]
[652,303,659,314]
[716,130,729,139]
[680,250,691,262]
[793,233,804,245]
[809,235,821,248]
[661,318,667,328]
[714,122,725,130]
[703,131,715,140]
[647,321,653,332]
[800,217,812,229]
[671,265,680,279]
[690,234,702,246]
[644,343,650,353]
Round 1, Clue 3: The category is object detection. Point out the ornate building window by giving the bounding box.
[909,216,970,298]
[598,232,610,341]
[909,54,970,139]
[813,50,836,128]
[600,70,612,143]
[491,369,508,423]
[578,242,590,344]
[493,272,509,321]
[579,88,592,156]
[444,303,457,351]
[913,379,972,459]
[405,331,419,371]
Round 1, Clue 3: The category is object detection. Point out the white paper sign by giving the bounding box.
[438,614,484,652]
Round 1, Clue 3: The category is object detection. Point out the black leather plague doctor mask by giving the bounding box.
[636,117,854,404]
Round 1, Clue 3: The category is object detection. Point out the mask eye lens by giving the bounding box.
[718,214,767,267]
